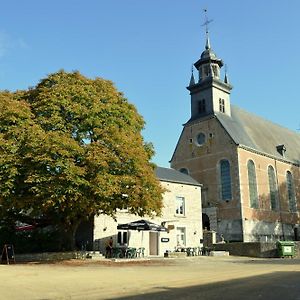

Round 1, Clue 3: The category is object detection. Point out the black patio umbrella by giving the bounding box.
[117,219,167,232]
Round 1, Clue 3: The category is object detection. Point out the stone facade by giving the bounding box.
[171,116,243,241]
[93,173,202,257]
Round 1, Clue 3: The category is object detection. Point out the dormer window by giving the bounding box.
[276,144,286,156]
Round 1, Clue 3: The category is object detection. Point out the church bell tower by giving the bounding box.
[187,21,232,121]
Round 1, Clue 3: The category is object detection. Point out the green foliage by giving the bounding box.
[0,225,64,253]
[0,71,164,249]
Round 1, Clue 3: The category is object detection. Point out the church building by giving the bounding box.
[170,30,300,242]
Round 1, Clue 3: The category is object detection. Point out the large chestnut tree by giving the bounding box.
[0,71,164,249]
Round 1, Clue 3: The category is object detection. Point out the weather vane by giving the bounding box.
[202,9,213,34]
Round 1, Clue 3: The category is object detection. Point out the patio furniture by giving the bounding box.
[112,247,124,258]
[201,246,211,256]
[136,247,145,258]
[117,219,167,232]
[125,247,137,258]
[186,247,196,256]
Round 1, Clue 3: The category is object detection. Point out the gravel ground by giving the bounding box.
[1,256,299,299]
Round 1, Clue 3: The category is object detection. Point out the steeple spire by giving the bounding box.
[202,9,213,50]
[205,32,211,50]
[224,64,230,84]
[189,65,195,86]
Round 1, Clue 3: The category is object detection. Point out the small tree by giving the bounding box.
[0,71,164,250]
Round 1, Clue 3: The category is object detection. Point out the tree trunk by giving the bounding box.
[60,221,81,251]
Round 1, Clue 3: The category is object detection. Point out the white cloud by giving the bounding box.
[0,31,29,58]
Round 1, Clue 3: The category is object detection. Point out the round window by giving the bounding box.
[196,133,206,146]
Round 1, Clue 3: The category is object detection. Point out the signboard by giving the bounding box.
[283,246,292,254]
[161,238,169,243]
[1,244,16,264]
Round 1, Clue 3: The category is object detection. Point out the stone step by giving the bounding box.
[80,252,105,260]
[210,251,229,257]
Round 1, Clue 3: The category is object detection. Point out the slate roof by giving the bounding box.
[155,166,201,186]
[216,105,300,165]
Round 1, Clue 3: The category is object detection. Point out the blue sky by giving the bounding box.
[1,0,300,167]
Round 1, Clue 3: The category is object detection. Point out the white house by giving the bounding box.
[93,166,202,257]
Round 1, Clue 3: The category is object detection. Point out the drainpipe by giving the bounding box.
[274,159,285,240]
[237,149,245,242]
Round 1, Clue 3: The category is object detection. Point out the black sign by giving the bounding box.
[161,238,169,243]
[1,244,15,264]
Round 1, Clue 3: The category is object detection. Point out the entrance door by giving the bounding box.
[149,232,158,255]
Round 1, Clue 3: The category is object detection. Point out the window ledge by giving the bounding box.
[174,214,186,218]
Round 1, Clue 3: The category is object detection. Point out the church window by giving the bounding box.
[268,166,278,210]
[204,65,209,77]
[213,65,218,77]
[198,99,206,113]
[247,160,259,208]
[179,168,189,175]
[196,132,206,146]
[220,159,232,201]
[219,98,225,113]
[286,171,297,212]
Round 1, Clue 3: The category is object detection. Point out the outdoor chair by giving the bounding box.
[201,246,211,256]
[186,247,195,256]
[136,247,145,258]
[125,247,137,258]
[112,247,123,258]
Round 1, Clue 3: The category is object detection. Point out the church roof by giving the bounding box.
[216,106,300,165]
[155,166,201,186]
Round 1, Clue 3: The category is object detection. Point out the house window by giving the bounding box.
[198,99,206,113]
[268,166,278,210]
[176,227,186,247]
[247,160,259,208]
[286,171,297,212]
[175,196,185,216]
[219,98,225,113]
[220,159,232,201]
[117,231,128,245]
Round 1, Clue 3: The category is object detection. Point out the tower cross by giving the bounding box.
[202,9,213,34]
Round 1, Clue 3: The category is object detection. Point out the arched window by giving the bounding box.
[220,159,232,201]
[286,171,297,212]
[247,160,258,208]
[179,168,189,175]
[268,166,278,210]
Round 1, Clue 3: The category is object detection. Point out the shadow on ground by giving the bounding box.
[112,271,300,300]
[232,257,300,266]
